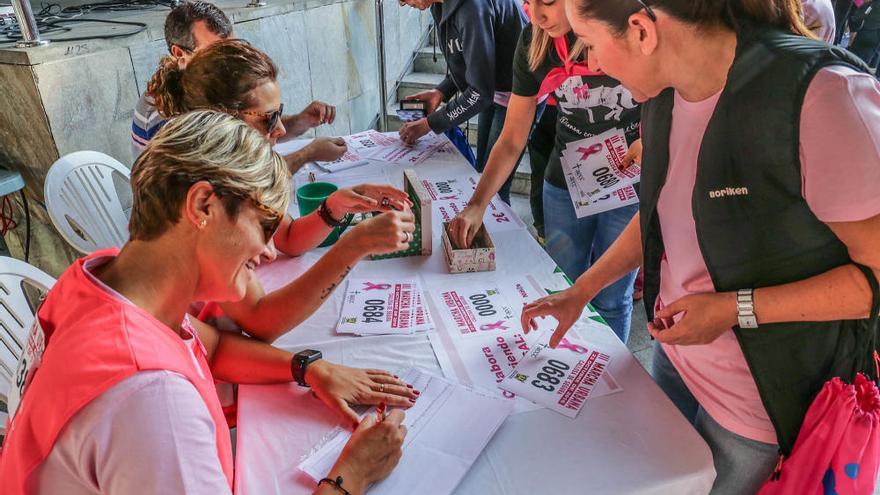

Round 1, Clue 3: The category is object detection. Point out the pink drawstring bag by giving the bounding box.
[757,371,880,495]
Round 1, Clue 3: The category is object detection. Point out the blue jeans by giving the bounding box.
[542,181,638,343]
[476,103,523,204]
[652,342,779,494]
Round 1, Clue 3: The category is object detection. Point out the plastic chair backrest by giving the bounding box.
[44,151,131,254]
[0,257,55,405]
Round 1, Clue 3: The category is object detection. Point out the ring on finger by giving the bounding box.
[403,231,411,243]
[379,383,386,393]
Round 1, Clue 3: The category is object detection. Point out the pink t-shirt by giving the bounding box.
[656,66,880,444]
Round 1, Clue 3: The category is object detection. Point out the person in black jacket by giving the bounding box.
[398,0,526,203]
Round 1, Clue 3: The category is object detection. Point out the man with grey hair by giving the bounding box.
[132,1,346,167]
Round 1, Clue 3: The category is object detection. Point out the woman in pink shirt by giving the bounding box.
[521,0,880,492]
[1,112,411,495]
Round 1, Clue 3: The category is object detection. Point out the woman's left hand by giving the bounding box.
[305,360,418,426]
[327,184,413,216]
[399,118,431,145]
[648,292,738,345]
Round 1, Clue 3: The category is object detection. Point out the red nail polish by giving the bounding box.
[409,398,417,403]
[406,384,413,388]
[413,390,421,395]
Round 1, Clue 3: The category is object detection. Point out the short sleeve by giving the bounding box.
[512,26,540,97]
[800,66,880,223]
[37,371,232,495]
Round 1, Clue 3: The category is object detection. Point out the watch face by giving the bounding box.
[297,349,322,362]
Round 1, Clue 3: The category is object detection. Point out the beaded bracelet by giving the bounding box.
[317,199,352,228]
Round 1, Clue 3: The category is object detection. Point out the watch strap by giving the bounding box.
[737,288,759,329]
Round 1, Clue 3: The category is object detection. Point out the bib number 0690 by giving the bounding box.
[530,359,570,392]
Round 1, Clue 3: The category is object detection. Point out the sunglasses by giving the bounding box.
[635,0,657,21]
[240,103,284,135]
[247,196,284,244]
[215,187,285,244]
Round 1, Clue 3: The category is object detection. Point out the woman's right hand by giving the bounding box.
[328,409,407,494]
[521,286,593,348]
[345,210,416,256]
[448,204,486,248]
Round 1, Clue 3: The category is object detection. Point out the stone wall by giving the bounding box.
[0,0,431,276]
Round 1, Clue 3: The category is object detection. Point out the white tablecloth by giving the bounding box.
[234,138,716,494]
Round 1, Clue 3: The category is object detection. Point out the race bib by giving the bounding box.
[337,279,433,335]
[434,285,517,338]
[500,334,621,418]
[559,128,640,218]
[7,317,47,422]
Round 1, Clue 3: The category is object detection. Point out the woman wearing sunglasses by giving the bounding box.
[522,0,880,491]
[147,39,418,349]
[0,112,411,495]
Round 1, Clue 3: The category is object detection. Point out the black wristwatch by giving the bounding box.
[291,349,322,387]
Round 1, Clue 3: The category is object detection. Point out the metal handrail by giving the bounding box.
[11,0,48,47]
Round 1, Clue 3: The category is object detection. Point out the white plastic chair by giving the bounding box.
[44,151,131,254]
[0,257,55,432]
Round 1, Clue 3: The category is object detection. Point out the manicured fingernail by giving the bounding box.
[409,398,417,403]
[394,375,399,379]
[406,384,413,388]
[413,390,420,395]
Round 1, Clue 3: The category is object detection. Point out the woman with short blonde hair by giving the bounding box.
[0,111,411,495]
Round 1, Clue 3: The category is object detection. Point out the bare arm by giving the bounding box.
[521,213,643,347]
[218,238,361,342]
[449,94,537,247]
[651,213,880,345]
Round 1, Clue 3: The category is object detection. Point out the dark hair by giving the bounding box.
[164,0,233,53]
[147,39,278,118]
[575,0,812,37]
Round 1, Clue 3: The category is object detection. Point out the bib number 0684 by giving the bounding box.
[530,359,570,392]
[363,299,385,323]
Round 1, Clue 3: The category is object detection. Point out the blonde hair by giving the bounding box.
[129,110,290,241]
[528,25,588,72]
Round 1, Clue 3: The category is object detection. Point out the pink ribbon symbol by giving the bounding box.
[362,282,392,291]
[556,338,589,354]
[572,83,590,101]
[576,143,603,161]
[480,321,509,332]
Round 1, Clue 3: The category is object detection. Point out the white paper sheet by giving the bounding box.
[337,278,433,335]
[298,368,512,494]
[499,329,622,418]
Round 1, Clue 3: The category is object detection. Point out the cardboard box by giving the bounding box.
[370,169,432,259]
[441,221,496,273]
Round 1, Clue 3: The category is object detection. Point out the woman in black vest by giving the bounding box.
[520,0,880,492]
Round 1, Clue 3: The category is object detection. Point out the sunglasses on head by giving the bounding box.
[241,103,284,135]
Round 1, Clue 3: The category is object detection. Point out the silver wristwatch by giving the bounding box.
[736,289,758,329]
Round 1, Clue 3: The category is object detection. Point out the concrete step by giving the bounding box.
[413,46,446,74]
[396,71,446,101]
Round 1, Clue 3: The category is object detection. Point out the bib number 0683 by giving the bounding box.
[530,359,570,392]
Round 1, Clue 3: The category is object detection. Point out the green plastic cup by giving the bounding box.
[296,182,346,247]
